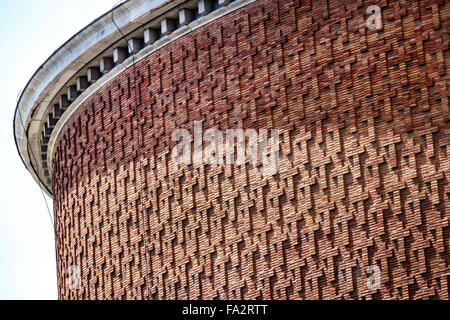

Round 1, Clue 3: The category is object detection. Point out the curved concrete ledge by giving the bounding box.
[14,0,255,197]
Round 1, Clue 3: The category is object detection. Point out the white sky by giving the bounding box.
[0,0,121,300]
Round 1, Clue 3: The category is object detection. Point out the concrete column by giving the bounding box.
[100,57,114,74]
[198,0,213,16]
[67,85,78,101]
[113,47,128,63]
[52,104,63,120]
[59,94,70,111]
[128,38,144,54]
[179,8,195,25]
[41,131,49,146]
[144,28,159,44]
[87,67,101,82]
[161,18,177,35]
[76,76,89,92]
[47,113,57,128]
[43,123,52,138]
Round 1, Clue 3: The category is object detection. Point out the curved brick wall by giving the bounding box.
[52,0,449,300]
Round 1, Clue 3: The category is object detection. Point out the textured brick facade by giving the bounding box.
[52,0,449,299]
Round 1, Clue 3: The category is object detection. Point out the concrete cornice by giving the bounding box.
[13,0,255,198]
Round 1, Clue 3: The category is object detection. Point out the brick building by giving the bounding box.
[14,0,449,299]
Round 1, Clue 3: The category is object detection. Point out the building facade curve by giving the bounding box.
[14,0,449,300]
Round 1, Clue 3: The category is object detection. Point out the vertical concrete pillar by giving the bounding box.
[113,47,128,63]
[128,38,144,54]
[87,67,101,82]
[144,28,159,44]
[100,57,114,74]
[179,8,195,25]
[161,18,177,35]
[198,0,213,16]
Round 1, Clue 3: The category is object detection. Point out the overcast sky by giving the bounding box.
[0,0,120,300]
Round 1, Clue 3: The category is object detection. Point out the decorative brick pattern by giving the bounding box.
[52,0,449,300]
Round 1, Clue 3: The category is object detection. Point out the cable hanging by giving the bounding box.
[15,90,55,229]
